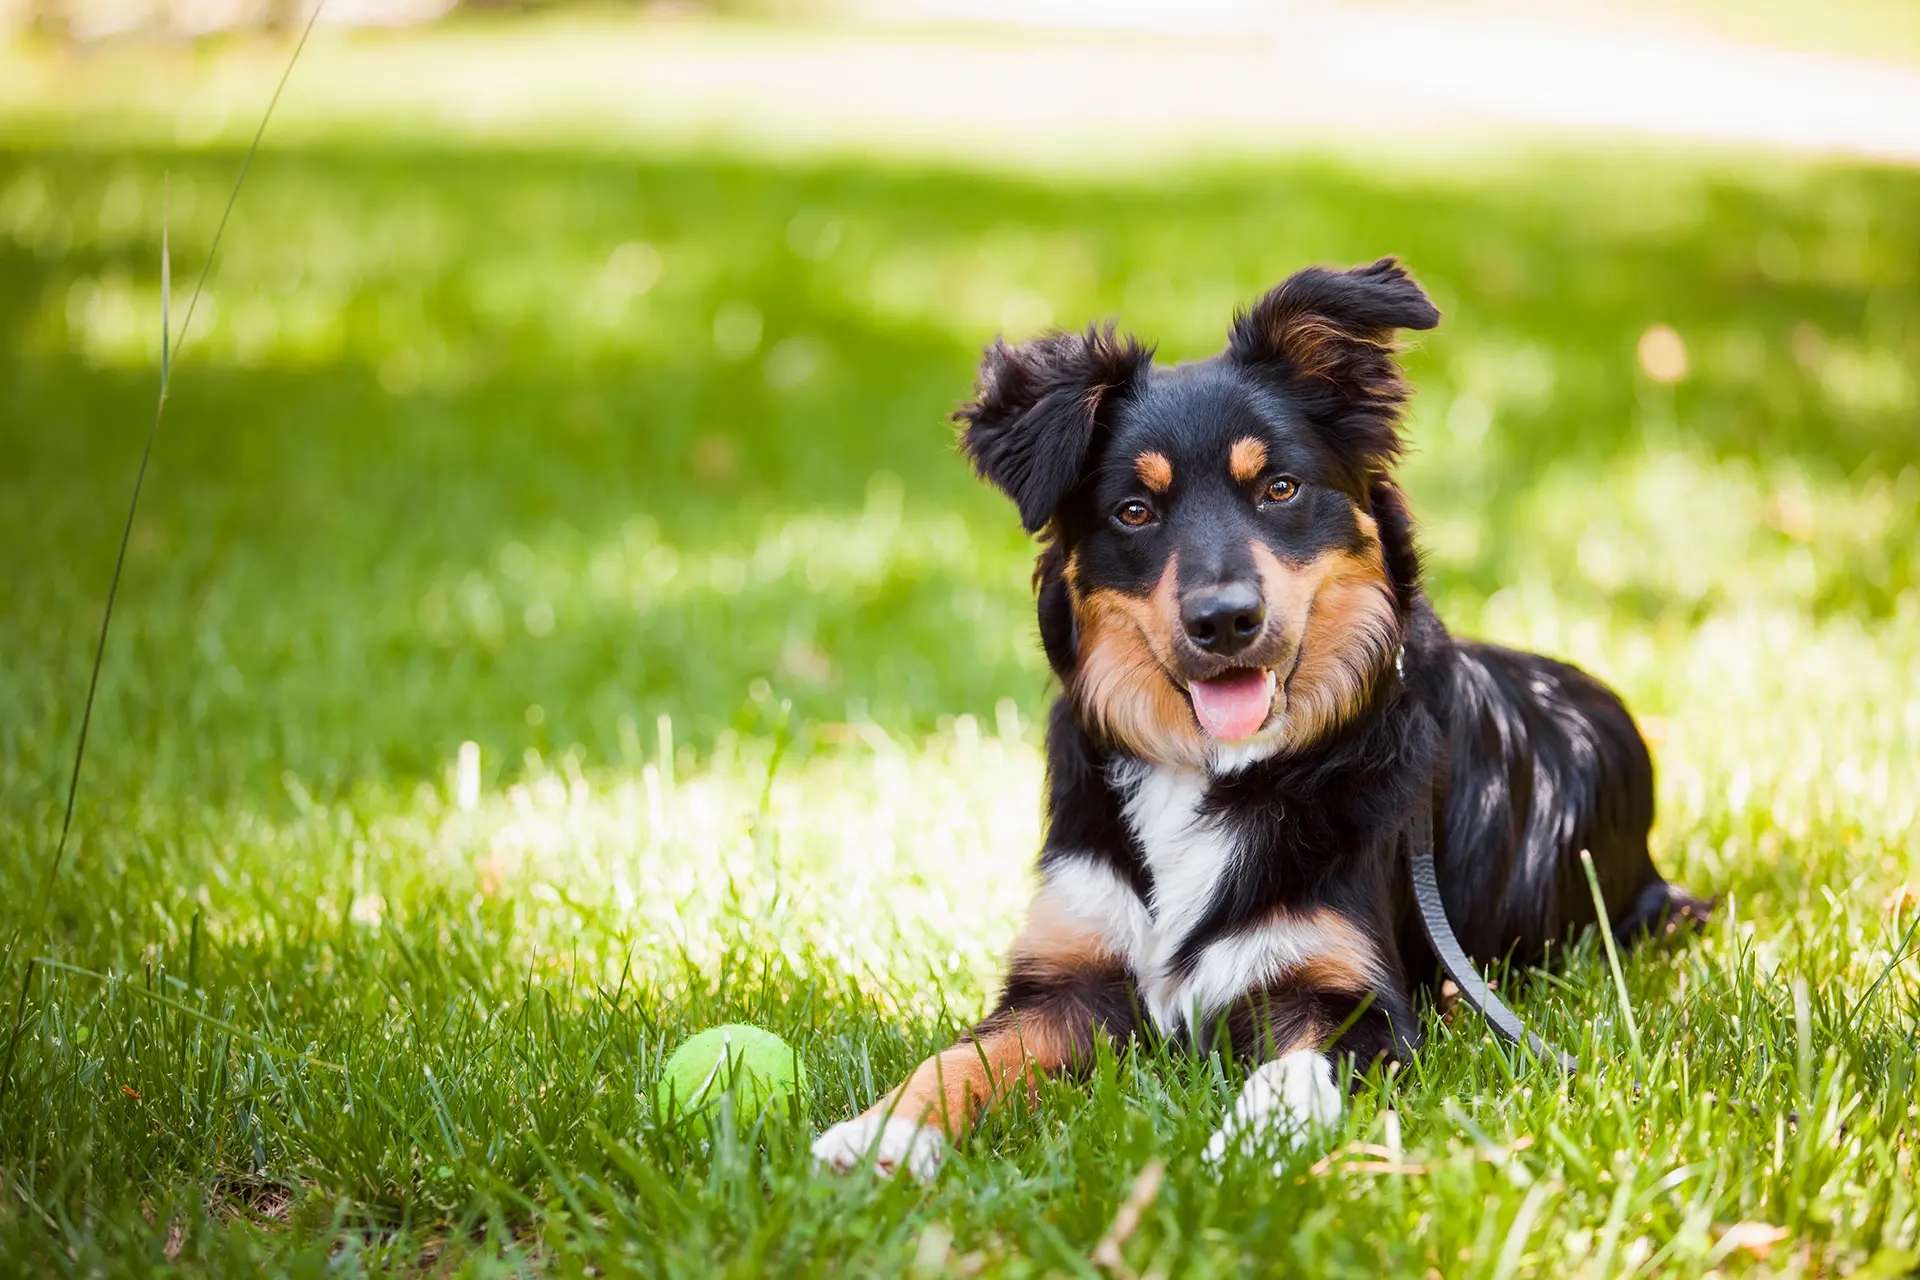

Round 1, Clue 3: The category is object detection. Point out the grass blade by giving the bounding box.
[1580,848,1643,1066]
[31,957,345,1071]
[0,1,326,1111]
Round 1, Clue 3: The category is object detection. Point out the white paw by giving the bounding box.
[1203,1049,1342,1167]
[811,1113,947,1180]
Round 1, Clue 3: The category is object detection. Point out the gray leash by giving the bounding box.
[1407,805,1578,1074]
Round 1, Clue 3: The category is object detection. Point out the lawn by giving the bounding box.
[2,19,1919,1278]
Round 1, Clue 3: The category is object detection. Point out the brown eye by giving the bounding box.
[1115,500,1156,528]
[1262,476,1300,505]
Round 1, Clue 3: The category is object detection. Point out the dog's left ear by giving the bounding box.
[1228,257,1439,467]
[956,325,1153,534]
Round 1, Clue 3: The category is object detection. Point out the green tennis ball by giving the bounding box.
[652,1024,806,1132]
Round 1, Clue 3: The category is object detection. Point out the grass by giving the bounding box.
[2,21,1920,1277]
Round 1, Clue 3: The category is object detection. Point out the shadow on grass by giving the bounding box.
[2,141,1917,810]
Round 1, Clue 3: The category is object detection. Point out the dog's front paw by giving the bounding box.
[812,1113,947,1180]
[1203,1049,1342,1169]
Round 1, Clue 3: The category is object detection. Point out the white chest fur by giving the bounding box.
[1038,763,1238,1032]
[1117,762,1239,1030]
[1040,761,1349,1036]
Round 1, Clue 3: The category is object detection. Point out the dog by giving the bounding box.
[812,258,1709,1179]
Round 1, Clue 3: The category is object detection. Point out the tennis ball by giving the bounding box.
[652,1024,806,1132]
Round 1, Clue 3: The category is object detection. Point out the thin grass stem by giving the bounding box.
[1579,848,1643,1067]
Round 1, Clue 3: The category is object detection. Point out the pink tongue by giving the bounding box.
[1189,669,1277,741]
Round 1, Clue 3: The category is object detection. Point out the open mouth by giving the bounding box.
[1186,667,1278,742]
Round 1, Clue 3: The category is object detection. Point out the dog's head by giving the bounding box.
[958,258,1438,769]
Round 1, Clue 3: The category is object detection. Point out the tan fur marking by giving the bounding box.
[1272,1020,1330,1056]
[1225,906,1385,999]
[1134,451,1173,493]
[860,1015,1074,1139]
[1070,558,1209,768]
[1012,888,1122,982]
[1250,539,1398,753]
[1229,437,1268,484]
[1272,313,1393,382]
[1290,908,1387,995]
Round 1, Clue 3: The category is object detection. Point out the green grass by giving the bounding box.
[3,26,1920,1277]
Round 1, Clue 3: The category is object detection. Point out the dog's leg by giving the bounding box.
[813,883,1139,1179]
[807,1006,1085,1179]
[1203,1047,1344,1164]
[1202,977,1414,1172]
[1612,878,1715,948]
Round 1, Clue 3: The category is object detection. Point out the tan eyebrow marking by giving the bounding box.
[1135,451,1173,493]
[1229,437,1269,484]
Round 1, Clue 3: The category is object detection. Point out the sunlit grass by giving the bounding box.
[3,605,1915,1273]
[2,23,1919,1275]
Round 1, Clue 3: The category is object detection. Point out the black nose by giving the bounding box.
[1181,583,1266,656]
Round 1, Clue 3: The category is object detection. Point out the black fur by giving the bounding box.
[961,259,1707,1082]
[957,325,1154,534]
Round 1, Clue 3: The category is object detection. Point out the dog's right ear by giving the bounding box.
[956,325,1152,534]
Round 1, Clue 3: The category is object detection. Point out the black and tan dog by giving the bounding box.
[813,259,1708,1178]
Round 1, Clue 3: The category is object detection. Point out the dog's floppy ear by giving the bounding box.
[956,324,1152,534]
[1228,257,1438,468]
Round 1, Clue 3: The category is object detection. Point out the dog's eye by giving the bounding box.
[1114,500,1157,528]
[1262,476,1300,505]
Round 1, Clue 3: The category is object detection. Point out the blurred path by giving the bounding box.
[647,5,1920,166]
[6,5,1920,168]
[1273,6,1920,163]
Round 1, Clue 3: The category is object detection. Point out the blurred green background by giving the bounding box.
[2,3,1918,1275]
[6,93,1916,800]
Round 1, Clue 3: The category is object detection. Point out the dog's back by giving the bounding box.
[1433,641,1706,970]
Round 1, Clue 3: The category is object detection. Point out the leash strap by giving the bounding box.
[1408,805,1578,1073]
